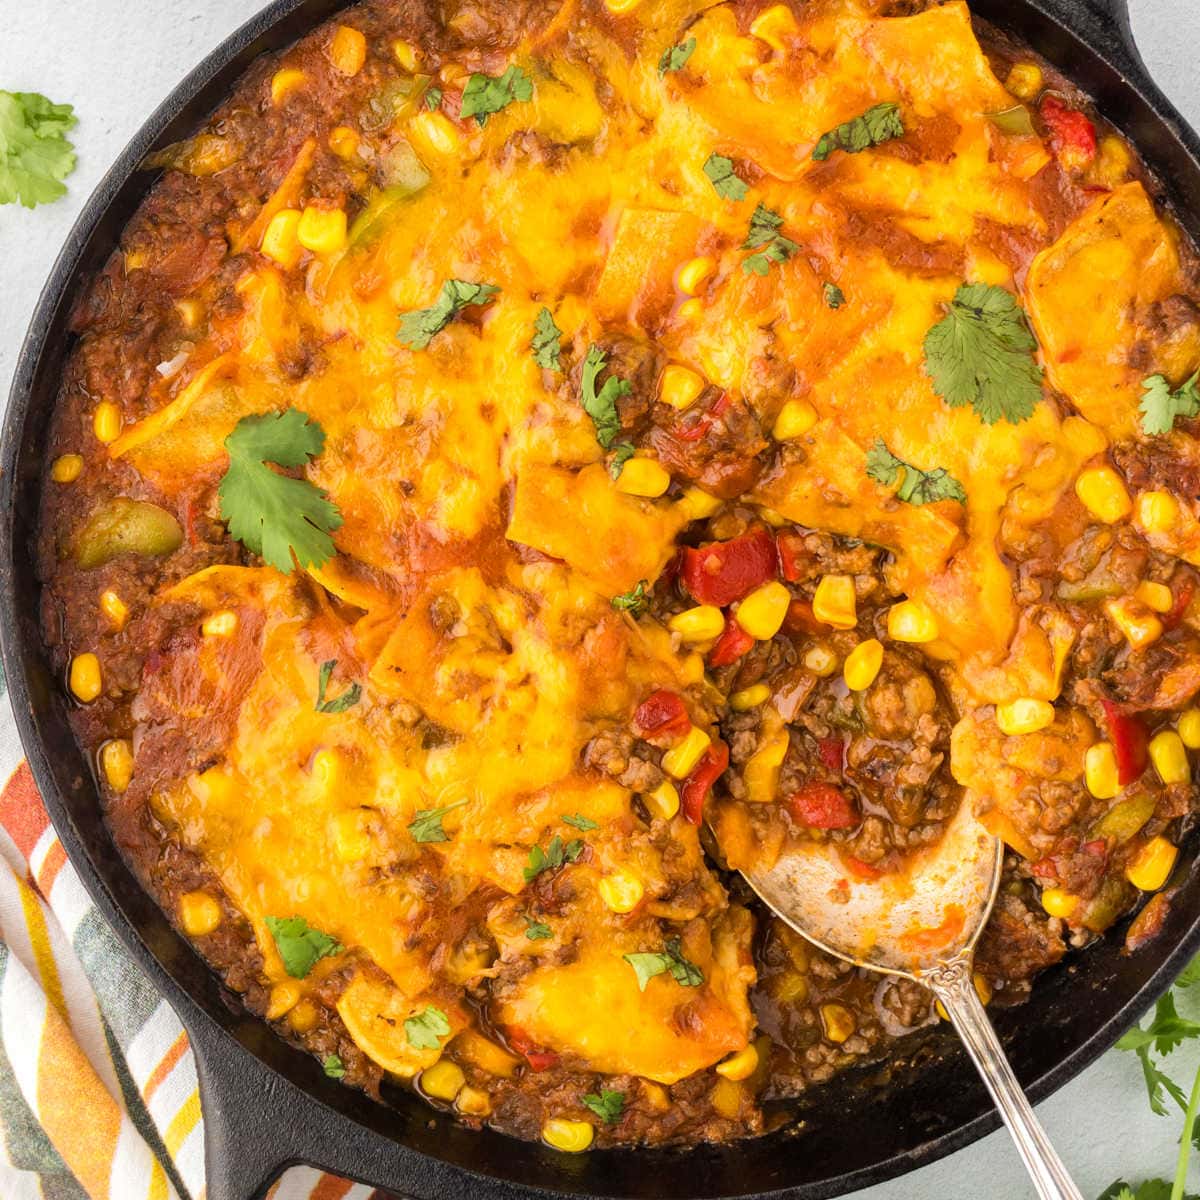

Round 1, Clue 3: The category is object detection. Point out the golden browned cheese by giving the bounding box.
[67,0,1198,1097]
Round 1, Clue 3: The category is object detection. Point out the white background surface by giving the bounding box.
[2,3,1199,1197]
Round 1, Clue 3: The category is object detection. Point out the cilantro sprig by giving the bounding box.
[323,1054,346,1079]
[812,102,904,162]
[315,659,362,713]
[405,1004,451,1049]
[703,153,747,201]
[398,279,499,350]
[524,835,583,883]
[742,202,798,276]
[1140,373,1200,437]
[923,283,1043,425]
[611,580,649,617]
[562,812,599,832]
[865,438,966,506]
[623,936,703,991]
[524,917,553,941]
[580,345,631,449]
[658,38,696,75]
[265,915,342,979]
[0,90,77,208]
[532,307,563,370]
[460,65,533,126]
[408,796,470,844]
[582,1089,626,1124]
[218,409,342,573]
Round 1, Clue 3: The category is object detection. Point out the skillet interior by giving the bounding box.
[4,1,1200,1197]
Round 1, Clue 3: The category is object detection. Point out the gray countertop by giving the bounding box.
[2,3,1199,1197]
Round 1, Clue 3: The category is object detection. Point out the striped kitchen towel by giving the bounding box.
[0,731,389,1200]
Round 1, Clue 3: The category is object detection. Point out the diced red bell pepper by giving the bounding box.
[1040,95,1097,167]
[776,531,809,583]
[504,1026,560,1072]
[634,689,691,737]
[787,782,858,830]
[676,391,732,442]
[681,740,729,824]
[843,855,883,881]
[682,527,778,607]
[817,736,844,772]
[782,598,828,636]
[1101,699,1149,786]
[708,615,754,668]
[1164,576,1196,631]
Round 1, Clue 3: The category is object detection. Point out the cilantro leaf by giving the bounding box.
[812,101,904,162]
[460,65,533,126]
[424,87,443,111]
[865,438,966,506]
[562,812,599,831]
[1177,954,1200,989]
[659,38,697,75]
[532,306,563,370]
[323,1054,346,1078]
[582,1089,626,1124]
[608,442,635,478]
[404,1004,451,1049]
[398,279,499,350]
[580,345,631,449]
[315,658,362,713]
[823,282,845,309]
[741,202,798,276]
[218,409,342,573]
[1140,373,1200,437]
[623,936,703,991]
[611,580,649,617]
[703,153,747,201]
[265,915,342,978]
[923,282,1043,425]
[524,835,584,883]
[0,90,78,208]
[524,917,553,940]
[408,796,470,844]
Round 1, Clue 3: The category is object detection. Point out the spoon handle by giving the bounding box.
[927,956,1084,1200]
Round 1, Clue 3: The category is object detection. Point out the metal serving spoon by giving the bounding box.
[739,801,1084,1200]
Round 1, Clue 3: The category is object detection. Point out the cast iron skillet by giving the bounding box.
[4,1,1200,1197]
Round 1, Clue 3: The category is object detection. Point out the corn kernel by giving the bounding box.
[1179,709,1200,749]
[772,399,818,441]
[297,205,348,255]
[93,402,122,445]
[410,111,461,156]
[176,299,204,329]
[715,1044,759,1081]
[937,973,992,1020]
[662,725,711,779]
[604,0,641,11]
[843,638,884,692]
[677,297,704,323]
[729,683,770,711]
[69,653,102,703]
[669,604,725,642]
[542,1118,594,1152]
[757,507,787,528]
[615,457,671,498]
[1136,581,1174,614]
[420,1060,466,1101]
[329,26,367,76]
[995,698,1055,736]
[1075,466,1132,524]
[803,644,839,677]
[312,748,339,789]
[887,599,938,643]
[1041,887,1078,919]
[328,125,361,159]
[260,209,303,269]
[1105,596,1163,650]
[735,582,790,640]
[641,1081,670,1111]
[270,68,307,106]
[677,256,716,295]
[749,4,799,52]
[598,871,644,913]
[392,39,421,71]
[438,64,468,87]
[743,729,789,803]
[660,364,706,411]
[1084,742,1120,800]
[51,454,83,483]
[266,980,302,1019]
[178,891,222,937]
[1093,136,1132,187]
[679,652,705,685]
[457,1086,492,1116]
[1135,490,1179,533]
[812,575,857,630]
[1127,836,1178,892]
[1149,729,1190,784]
[820,1003,855,1044]
[333,810,371,862]
[100,739,134,794]
[100,590,128,630]
[289,1000,319,1033]
[678,486,722,520]
[643,781,680,820]
[202,610,238,638]
[1006,63,1044,102]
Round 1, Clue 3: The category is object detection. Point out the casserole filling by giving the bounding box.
[38,0,1200,1148]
